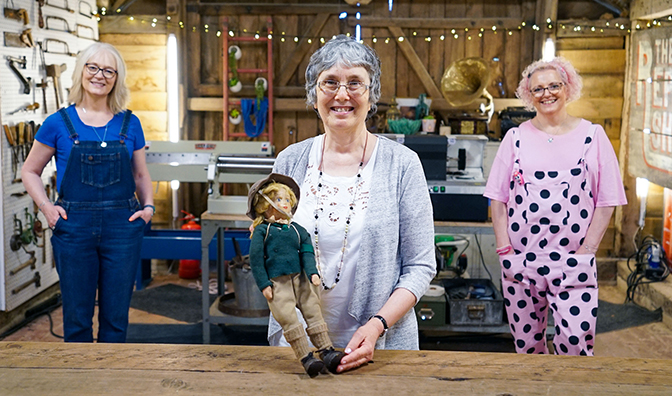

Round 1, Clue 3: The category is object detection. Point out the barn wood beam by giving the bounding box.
[276,13,330,87]
[187,97,523,112]
[387,24,443,101]
[99,15,168,34]
[188,3,367,16]
[556,18,630,37]
[194,84,305,97]
[349,17,524,30]
[534,0,558,61]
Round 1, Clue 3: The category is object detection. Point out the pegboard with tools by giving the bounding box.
[1,0,98,311]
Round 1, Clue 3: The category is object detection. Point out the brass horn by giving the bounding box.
[440,57,495,123]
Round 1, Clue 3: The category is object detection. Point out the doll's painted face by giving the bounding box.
[265,188,292,220]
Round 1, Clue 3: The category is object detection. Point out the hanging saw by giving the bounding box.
[6,56,31,94]
[45,15,75,34]
[78,0,95,18]
[43,38,76,56]
[44,0,74,13]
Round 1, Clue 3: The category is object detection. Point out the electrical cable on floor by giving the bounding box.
[0,294,64,340]
[625,235,670,305]
[474,233,493,280]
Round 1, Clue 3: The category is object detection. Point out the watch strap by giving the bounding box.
[372,314,388,337]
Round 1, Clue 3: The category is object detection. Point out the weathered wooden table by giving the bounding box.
[1,341,671,395]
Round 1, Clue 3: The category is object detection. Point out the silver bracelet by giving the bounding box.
[38,200,50,211]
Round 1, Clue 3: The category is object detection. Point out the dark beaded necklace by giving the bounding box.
[313,133,368,290]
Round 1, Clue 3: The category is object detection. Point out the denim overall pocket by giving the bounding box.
[80,152,121,188]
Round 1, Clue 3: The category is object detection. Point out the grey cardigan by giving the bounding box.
[271,135,436,349]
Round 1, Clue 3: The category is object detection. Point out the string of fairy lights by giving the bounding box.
[97,7,672,42]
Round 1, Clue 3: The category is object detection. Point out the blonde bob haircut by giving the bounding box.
[68,42,130,114]
[251,182,298,230]
[515,57,583,111]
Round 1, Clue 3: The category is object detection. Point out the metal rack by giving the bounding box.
[222,17,274,143]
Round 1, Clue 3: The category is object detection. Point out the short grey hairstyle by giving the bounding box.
[68,42,129,114]
[305,35,381,118]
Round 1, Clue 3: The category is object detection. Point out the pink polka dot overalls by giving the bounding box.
[500,125,598,355]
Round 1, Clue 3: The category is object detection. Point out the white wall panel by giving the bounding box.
[1,0,98,311]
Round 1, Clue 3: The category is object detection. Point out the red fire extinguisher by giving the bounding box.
[179,210,201,279]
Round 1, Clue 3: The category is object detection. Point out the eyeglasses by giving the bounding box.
[318,80,370,96]
[530,82,564,97]
[84,63,118,79]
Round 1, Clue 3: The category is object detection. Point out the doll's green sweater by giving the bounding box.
[249,222,318,292]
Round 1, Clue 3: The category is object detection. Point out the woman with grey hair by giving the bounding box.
[269,35,436,372]
[22,42,153,342]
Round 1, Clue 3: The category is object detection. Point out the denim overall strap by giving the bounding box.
[58,107,79,142]
[119,110,132,142]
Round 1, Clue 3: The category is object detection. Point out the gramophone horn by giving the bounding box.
[441,57,495,123]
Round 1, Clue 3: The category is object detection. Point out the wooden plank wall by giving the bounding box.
[186,0,538,154]
[99,34,171,224]
[557,36,626,256]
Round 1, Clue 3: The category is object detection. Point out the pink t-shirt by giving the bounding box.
[484,119,627,208]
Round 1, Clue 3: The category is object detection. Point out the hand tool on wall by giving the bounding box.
[12,272,41,294]
[37,42,49,112]
[46,15,75,35]
[4,7,29,24]
[78,0,94,18]
[9,252,36,276]
[23,208,36,244]
[36,0,44,28]
[6,56,31,94]
[45,0,74,13]
[4,28,34,47]
[4,124,21,181]
[8,102,39,115]
[46,63,67,107]
[26,120,36,155]
[17,121,26,160]
[76,23,95,39]
[43,38,76,56]
[10,215,24,251]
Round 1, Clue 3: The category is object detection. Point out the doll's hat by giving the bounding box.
[246,173,301,220]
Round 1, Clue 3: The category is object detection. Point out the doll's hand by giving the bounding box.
[310,274,320,286]
[262,286,273,301]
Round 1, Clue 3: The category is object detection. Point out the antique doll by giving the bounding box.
[246,173,344,377]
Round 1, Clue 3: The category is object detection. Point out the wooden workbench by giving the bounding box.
[1,342,671,395]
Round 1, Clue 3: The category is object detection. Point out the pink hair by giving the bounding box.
[515,57,583,111]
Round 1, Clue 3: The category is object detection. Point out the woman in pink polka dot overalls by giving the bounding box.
[484,57,627,355]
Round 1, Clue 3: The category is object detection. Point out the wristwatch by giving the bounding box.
[371,314,388,338]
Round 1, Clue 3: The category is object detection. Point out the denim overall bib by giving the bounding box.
[51,108,145,343]
[500,125,599,356]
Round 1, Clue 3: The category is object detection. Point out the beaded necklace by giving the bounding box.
[314,133,368,290]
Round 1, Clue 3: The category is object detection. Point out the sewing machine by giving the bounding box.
[144,140,274,214]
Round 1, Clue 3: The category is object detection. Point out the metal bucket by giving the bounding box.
[231,264,269,311]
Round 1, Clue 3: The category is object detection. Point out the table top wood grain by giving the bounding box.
[1,342,671,395]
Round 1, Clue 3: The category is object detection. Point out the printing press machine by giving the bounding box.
[140,140,274,289]
[145,140,275,212]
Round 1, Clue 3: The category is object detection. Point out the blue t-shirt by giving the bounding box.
[35,105,145,192]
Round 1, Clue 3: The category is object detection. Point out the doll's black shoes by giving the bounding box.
[318,347,345,374]
[301,352,325,378]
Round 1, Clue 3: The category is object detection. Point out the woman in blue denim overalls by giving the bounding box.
[22,43,154,342]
